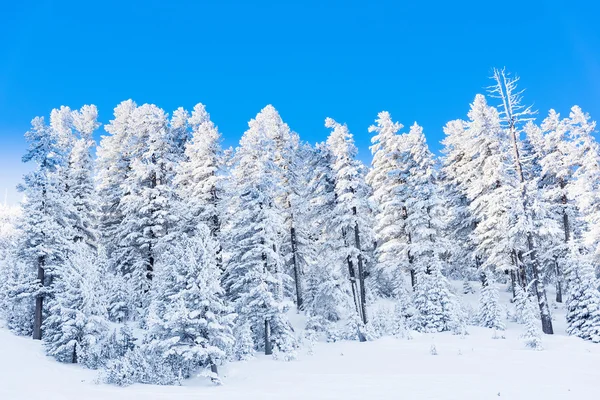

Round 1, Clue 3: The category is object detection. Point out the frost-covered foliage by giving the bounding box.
[396,124,458,333]
[367,112,409,296]
[477,274,505,331]
[5,72,600,387]
[43,243,109,368]
[146,227,235,379]
[223,105,297,357]
[325,118,373,330]
[563,245,600,342]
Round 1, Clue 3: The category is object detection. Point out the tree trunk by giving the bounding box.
[210,362,218,376]
[33,256,45,340]
[264,319,272,355]
[507,117,554,334]
[346,255,361,318]
[211,184,224,272]
[353,215,367,326]
[555,259,563,303]
[72,343,78,364]
[403,206,415,289]
[510,270,517,301]
[290,226,303,311]
[526,235,554,334]
[555,190,569,303]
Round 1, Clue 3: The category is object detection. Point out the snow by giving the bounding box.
[3,286,600,400]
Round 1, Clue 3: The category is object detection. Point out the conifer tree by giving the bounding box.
[43,243,108,367]
[148,226,235,380]
[398,123,456,333]
[366,111,409,296]
[489,69,554,334]
[113,104,177,317]
[223,106,297,357]
[69,105,100,249]
[19,116,74,340]
[325,117,373,329]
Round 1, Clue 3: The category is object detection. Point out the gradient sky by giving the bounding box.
[1,0,599,205]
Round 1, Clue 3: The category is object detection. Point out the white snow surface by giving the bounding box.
[3,287,600,400]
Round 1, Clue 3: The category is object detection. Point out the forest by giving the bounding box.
[1,68,599,386]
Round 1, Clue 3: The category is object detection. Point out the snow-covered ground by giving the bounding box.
[3,286,600,400]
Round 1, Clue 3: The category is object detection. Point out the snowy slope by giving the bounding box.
[3,286,600,400]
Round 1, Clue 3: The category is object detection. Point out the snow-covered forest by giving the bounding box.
[2,69,600,388]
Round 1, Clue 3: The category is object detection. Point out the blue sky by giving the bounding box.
[1,0,599,204]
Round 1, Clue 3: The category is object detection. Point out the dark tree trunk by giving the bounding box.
[505,107,554,334]
[403,206,415,290]
[526,235,554,334]
[33,256,45,340]
[211,184,224,272]
[555,259,563,303]
[514,250,527,289]
[346,255,361,317]
[555,190,569,303]
[353,214,367,326]
[210,362,218,376]
[72,344,78,364]
[264,319,272,355]
[290,226,303,311]
[510,270,517,301]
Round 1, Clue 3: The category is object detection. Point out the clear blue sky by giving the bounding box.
[1,0,599,204]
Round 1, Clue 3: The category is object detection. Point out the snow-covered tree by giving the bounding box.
[489,69,554,334]
[19,115,75,339]
[97,100,136,260]
[223,106,297,357]
[173,103,224,271]
[366,111,409,297]
[568,107,600,261]
[112,103,178,318]
[69,105,100,249]
[302,143,353,324]
[147,226,235,381]
[441,118,479,281]
[325,118,373,330]
[397,123,456,333]
[42,243,108,367]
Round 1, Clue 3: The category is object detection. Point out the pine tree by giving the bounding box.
[489,69,554,334]
[98,100,136,261]
[398,123,456,333]
[441,118,479,281]
[563,241,600,342]
[568,106,600,261]
[477,272,505,330]
[69,105,100,250]
[302,143,353,324]
[325,117,373,330]
[147,226,235,381]
[113,104,177,318]
[173,103,224,270]
[223,106,297,357]
[366,111,409,297]
[19,116,74,340]
[42,243,108,367]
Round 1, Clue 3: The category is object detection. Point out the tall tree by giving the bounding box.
[69,105,101,250]
[223,106,297,357]
[366,111,409,297]
[19,116,74,339]
[113,104,177,318]
[174,103,224,266]
[325,117,373,329]
[148,225,235,380]
[489,69,554,334]
[398,123,456,333]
